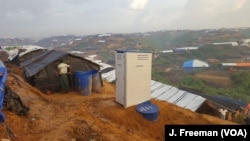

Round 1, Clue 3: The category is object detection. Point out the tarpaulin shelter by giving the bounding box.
[19,49,102,93]
[183,59,209,72]
[0,60,7,122]
[0,51,9,62]
[3,86,29,116]
[18,45,48,64]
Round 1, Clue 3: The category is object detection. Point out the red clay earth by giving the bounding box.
[0,64,237,141]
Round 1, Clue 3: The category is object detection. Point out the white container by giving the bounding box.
[115,50,152,108]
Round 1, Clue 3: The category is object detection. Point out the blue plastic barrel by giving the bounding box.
[74,71,92,96]
[73,71,82,90]
[89,69,101,93]
[136,101,159,121]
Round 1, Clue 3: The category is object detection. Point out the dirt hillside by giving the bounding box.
[0,64,237,141]
[194,70,233,87]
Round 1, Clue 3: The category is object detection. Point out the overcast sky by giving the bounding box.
[0,0,249,39]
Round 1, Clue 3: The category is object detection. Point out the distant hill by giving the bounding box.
[1,27,250,103]
[0,38,34,46]
[46,27,250,64]
[1,27,250,51]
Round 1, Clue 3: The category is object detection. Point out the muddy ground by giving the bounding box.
[0,65,236,141]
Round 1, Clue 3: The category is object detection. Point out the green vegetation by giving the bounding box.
[231,71,250,94]
[179,72,250,102]
[4,46,18,50]
[238,28,250,37]
[152,70,172,84]
[170,31,201,46]
[118,29,250,104]
[98,50,115,63]
[71,28,250,103]
[110,29,250,103]
[142,33,173,50]
[72,41,92,50]
[152,44,250,103]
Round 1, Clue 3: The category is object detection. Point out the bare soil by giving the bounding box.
[194,70,233,87]
[0,65,237,141]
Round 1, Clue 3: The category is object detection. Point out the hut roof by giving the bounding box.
[23,50,67,77]
[183,59,209,68]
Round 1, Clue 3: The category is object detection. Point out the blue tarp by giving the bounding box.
[183,59,209,67]
[183,59,209,72]
[0,61,7,122]
[19,49,53,68]
[183,60,193,68]
[23,50,67,77]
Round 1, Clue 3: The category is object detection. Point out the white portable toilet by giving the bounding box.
[115,50,152,108]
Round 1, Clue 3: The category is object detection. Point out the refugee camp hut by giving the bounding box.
[182,59,209,72]
[0,50,9,62]
[18,45,48,64]
[179,86,246,121]
[2,45,47,65]
[21,49,102,93]
[1,46,19,63]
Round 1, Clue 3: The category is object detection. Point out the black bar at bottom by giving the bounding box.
[165,124,250,141]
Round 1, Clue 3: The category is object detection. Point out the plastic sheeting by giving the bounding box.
[24,50,67,77]
[183,59,209,72]
[20,49,102,93]
[183,59,209,68]
[19,49,53,68]
[19,45,46,57]
[3,86,29,116]
[0,61,7,122]
[98,62,116,83]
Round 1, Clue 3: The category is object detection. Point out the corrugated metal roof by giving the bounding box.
[175,92,197,107]
[99,63,207,112]
[101,70,116,83]
[150,80,206,111]
[184,96,207,111]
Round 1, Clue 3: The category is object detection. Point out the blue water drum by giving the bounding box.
[136,101,159,122]
[74,71,92,96]
[89,69,101,93]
